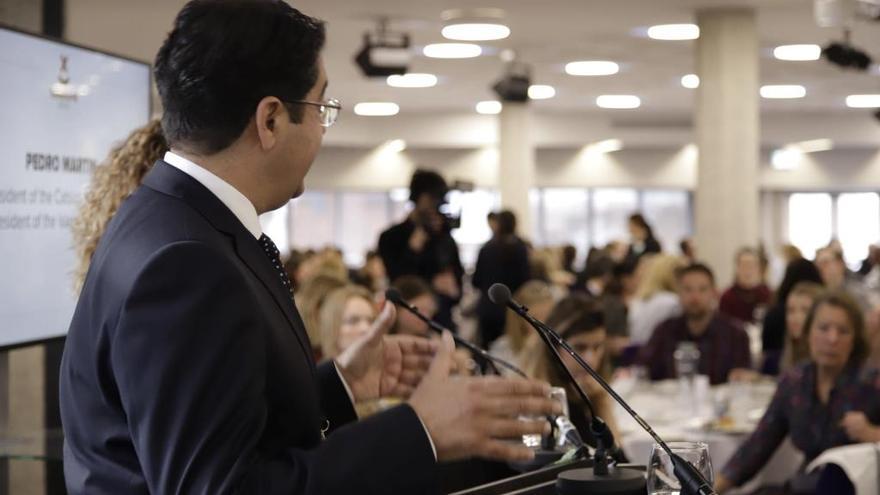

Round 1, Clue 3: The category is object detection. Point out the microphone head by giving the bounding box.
[488,283,513,306]
[385,287,404,306]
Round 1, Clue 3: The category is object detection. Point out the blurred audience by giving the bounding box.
[815,247,873,311]
[719,247,772,325]
[761,257,823,375]
[679,237,696,263]
[349,250,387,294]
[296,272,347,360]
[637,263,751,385]
[628,254,685,345]
[716,290,880,493]
[472,210,531,348]
[389,275,437,338]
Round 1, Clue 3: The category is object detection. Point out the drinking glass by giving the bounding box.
[647,441,714,495]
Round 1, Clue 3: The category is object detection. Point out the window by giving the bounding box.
[338,192,392,267]
[448,189,499,267]
[788,193,833,260]
[290,190,337,252]
[642,190,691,253]
[539,188,590,263]
[836,193,880,267]
[591,188,639,247]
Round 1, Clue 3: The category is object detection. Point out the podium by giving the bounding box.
[449,459,592,495]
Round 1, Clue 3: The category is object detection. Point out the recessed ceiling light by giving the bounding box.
[565,60,620,76]
[681,74,700,89]
[760,85,806,99]
[423,43,482,59]
[386,73,438,88]
[647,24,700,41]
[475,100,503,114]
[528,85,556,100]
[593,139,623,153]
[771,148,801,170]
[441,8,510,41]
[385,139,407,153]
[596,95,641,109]
[846,94,880,108]
[793,138,833,153]
[773,44,822,61]
[353,102,400,116]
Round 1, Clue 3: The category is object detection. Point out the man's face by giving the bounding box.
[678,271,716,320]
[267,58,328,208]
[735,253,762,288]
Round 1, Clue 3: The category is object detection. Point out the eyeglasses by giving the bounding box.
[286,98,341,127]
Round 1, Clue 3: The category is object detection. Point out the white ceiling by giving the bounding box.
[62,0,880,146]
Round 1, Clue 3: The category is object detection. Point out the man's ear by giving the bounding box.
[254,96,286,151]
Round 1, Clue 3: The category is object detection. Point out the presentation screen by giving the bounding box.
[0,27,151,348]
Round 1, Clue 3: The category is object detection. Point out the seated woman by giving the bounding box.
[522,294,623,453]
[318,285,376,360]
[779,282,823,374]
[716,290,880,493]
[488,280,554,375]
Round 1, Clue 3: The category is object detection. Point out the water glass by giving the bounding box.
[647,441,713,495]
[521,386,568,449]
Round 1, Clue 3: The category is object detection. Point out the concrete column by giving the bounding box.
[497,102,535,238]
[695,8,760,286]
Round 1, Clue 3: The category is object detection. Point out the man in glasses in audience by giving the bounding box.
[58,1,560,494]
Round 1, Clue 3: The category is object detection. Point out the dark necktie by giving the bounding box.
[258,234,293,299]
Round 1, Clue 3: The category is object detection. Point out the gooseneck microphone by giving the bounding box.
[488,283,716,495]
[385,288,527,378]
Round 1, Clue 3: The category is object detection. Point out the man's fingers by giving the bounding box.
[424,331,455,381]
[401,353,433,371]
[476,440,537,462]
[477,396,563,418]
[473,377,552,398]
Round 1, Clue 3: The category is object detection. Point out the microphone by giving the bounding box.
[385,288,527,378]
[489,283,716,495]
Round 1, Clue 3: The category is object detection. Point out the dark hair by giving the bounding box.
[545,295,605,340]
[408,169,448,203]
[735,246,760,263]
[629,213,654,239]
[496,210,517,236]
[391,275,433,301]
[775,258,823,306]
[154,0,326,154]
[562,245,578,271]
[803,290,868,367]
[675,262,715,286]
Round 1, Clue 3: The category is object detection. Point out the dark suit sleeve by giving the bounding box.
[111,241,437,495]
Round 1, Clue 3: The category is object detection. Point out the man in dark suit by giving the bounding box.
[59,1,560,494]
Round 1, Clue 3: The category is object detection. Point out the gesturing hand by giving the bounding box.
[409,331,563,462]
[336,303,436,402]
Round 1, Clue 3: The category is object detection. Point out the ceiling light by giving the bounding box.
[681,74,700,89]
[386,73,438,88]
[385,139,407,153]
[846,94,880,108]
[565,60,619,76]
[593,139,623,153]
[771,148,801,171]
[793,138,833,153]
[760,85,806,99]
[596,95,641,109]
[353,102,400,116]
[441,8,510,41]
[774,44,821,61]
[528,84,556,100]
[647,24,700,41]
[423,43,482,59]
[476,100,502,114]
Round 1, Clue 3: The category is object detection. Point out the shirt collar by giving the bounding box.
[163,151,262,239]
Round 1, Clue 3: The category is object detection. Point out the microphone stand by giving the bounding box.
[491,283,716,495]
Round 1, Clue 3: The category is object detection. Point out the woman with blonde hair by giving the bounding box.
[295,271,347,361]
[627,254,685,345]
[488,280,554,372]
[71,120,167,292]
[318,285,376,360]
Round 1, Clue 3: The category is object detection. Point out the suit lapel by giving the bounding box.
[142,161,315,370]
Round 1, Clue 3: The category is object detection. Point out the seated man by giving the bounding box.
[638,263,751,385]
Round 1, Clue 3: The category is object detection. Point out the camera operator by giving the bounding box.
[379,169,464,331]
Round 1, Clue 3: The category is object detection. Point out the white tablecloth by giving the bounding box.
[611,376,803,491]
